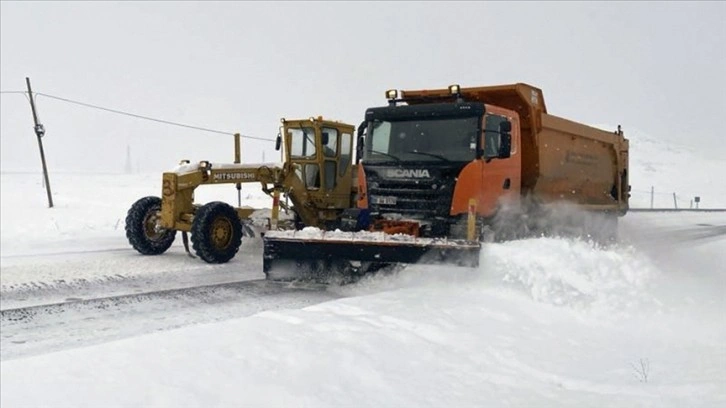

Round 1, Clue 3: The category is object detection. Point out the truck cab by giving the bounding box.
[355,85,521,238]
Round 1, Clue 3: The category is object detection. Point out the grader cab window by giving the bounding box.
[305,164,320,189]
[324,161,336,189]
[296,164,321,190]
[322,127,338,158]
[289,127,317,158]
[340,132,352,176]
[321,127,340,190]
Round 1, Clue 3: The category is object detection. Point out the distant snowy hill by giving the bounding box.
[1,124,723,208]
[595,125,725,209]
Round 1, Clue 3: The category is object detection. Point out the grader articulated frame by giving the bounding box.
[125,117,358,263]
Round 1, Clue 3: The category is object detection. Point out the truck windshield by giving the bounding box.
[365,117,479,163]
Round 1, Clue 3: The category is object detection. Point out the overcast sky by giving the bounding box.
[1,1,725,173]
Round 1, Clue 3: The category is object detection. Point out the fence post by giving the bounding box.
[234,133,242,207]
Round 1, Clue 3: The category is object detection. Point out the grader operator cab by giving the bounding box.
[125,116,357,263]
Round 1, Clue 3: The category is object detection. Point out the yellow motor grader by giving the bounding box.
[125,116,358,263]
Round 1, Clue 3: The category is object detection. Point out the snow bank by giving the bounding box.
[0,172,276,255]
[2,236,723,407]
[2,220,724,407]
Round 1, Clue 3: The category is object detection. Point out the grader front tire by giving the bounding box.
[191,202,243,263]
[126,196,176,255]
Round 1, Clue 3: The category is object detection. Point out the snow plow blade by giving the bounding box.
[262,230,481,282]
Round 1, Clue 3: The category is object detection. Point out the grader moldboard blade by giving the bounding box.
[262,229,481,283]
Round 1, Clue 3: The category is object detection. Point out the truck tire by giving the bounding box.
[125,196,176,255]
[191,201,243,263]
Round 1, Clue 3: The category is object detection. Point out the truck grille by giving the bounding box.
[365,164,465,219]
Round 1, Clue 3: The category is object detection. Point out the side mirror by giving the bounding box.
[357,121,367,138]
[321,132,329,146]
[356,136,365,164]
[275,133,282,151]
[498,133,511,159]
[355,121,368,163]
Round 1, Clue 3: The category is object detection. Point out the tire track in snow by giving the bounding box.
[0,247,131,259]
[1,279,328,322]
[0,239,267,309]
[1,279,339,361]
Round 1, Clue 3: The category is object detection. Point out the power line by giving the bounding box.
[36,92,273,141]
[0,90,30,103]
[1,89,273,142]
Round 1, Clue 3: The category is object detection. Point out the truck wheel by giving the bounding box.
[126,196,176,255]
[191,202,243,263]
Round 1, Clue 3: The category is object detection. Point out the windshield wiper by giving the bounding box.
[369,150,402,162]
[406,150,451,162]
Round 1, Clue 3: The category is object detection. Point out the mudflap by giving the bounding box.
[262,233,481,283]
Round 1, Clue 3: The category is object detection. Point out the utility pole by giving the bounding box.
[26,77,53,208]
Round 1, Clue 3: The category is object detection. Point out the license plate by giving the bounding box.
[372,195,397,205]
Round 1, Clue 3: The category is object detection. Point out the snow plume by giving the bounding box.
[339,200,657,317]
[480,238,661,316]
[487,196,621,244]
[335,236,661,318]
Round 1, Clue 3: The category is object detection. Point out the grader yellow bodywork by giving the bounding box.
[125,117,358,263]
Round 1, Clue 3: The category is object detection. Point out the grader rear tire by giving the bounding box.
[125,196,176,255]
[191,201,243,263]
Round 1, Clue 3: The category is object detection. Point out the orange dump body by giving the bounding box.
[400,83,629,213]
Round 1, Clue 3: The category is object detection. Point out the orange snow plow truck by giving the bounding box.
[263,83,630,280]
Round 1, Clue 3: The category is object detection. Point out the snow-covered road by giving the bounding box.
[1,172,724,407]
[0,226,342,361]
[1,279,338,361]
